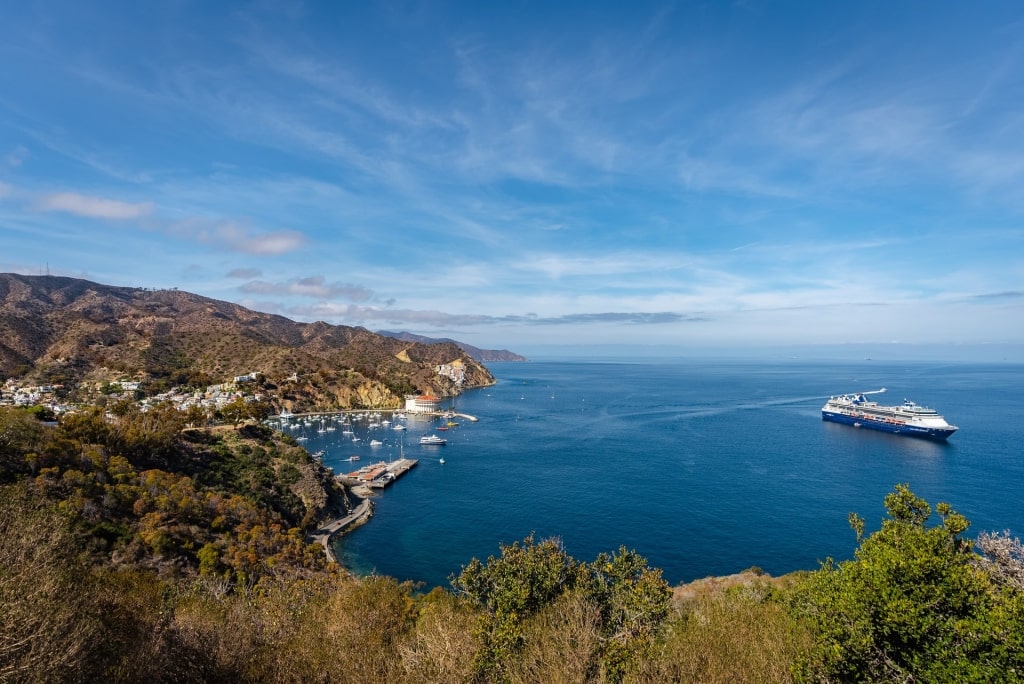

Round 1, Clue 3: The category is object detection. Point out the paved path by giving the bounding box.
[307,497,374,562]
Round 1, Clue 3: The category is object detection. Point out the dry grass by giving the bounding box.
[632,572,813,684]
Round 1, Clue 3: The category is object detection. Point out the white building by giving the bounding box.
[436,363,466,385]
[404,394,441,414]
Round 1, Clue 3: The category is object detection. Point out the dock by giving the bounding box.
[369,457,418,488]
[338,457,419,492]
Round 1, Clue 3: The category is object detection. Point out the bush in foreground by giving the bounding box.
[793,484,1024,682]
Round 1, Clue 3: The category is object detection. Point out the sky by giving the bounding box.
[2,1,1023,358]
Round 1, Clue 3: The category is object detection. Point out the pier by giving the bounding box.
[338,457,419,495]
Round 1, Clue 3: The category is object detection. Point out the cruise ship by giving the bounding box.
[821,388,958,441]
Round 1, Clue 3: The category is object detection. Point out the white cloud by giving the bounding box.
[177,219,306,255]
[240,276,374,301]
[39,192,153,220]
[236,231,306,256]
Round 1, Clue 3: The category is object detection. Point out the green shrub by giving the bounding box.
[793,484,1024,682]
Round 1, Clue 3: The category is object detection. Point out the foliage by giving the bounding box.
[0,406,333,587]
[637,580,814,684]
[793,483,1024,682]
[0,483,100,682]
[218,396,249,427]
[0,407,48,480]
[452,534,672,682]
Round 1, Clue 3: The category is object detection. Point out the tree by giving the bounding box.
[795,484,1024,682]
[183,404,208,429]
[584,545,673,679]
[244,400,272,424]
[0,407,47,479]
[452,535,671,682]
[221,397,249,427]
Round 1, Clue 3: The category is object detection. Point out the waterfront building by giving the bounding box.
[404,393,441,414]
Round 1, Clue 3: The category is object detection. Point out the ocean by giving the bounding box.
[287,358,1024,589]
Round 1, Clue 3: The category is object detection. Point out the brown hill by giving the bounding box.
[0,273,494,410]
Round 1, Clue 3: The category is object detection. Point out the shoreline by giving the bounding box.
[274,409,478,422]
[307,494,374,563]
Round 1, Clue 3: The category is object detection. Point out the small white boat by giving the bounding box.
[370,439,383,447]
[439,456,445,464]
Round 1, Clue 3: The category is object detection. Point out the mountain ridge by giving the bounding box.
[377,330,527,362]
[0,273,495,410]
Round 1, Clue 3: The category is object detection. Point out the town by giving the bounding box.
[1,364,470,422]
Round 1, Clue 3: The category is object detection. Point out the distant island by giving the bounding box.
[377,330,527,362]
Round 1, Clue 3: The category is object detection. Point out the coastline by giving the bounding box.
[307,493,374,563]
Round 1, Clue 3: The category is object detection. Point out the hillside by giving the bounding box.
[0,405,348,581]
[0,273,495,409]
[377,330,527,362]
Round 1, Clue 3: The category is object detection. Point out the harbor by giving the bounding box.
[272,408,478,422]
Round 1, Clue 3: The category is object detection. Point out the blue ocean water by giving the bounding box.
[294,359,1024,589]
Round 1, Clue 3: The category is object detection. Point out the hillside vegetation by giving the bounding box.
[0,273,494,410]
[2,405,1023,682]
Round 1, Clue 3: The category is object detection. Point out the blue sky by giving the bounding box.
[2,1,1023,357]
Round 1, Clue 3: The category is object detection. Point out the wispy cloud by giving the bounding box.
[240,276,374,302]
[275,300,700,328]
[173,219,306,255]
[3,4,1022,350]
[515,252,697,280]
[970,290,1024,301]
[38,192,153,220]
[227,267,262,279]
[523,311,698,325]
[6,145,28,167]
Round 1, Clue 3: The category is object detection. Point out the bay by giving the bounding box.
[293,358,1024,589]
